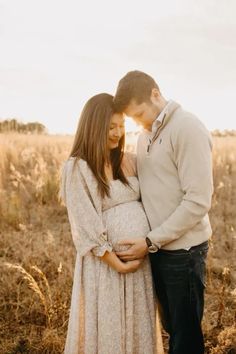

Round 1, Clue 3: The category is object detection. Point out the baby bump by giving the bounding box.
[102,201,150,252]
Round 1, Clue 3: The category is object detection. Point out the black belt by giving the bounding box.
[159,240,209,254]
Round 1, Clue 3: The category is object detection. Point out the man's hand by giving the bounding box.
[116,238,148,261]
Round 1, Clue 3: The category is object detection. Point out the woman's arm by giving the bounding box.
[101,251,144,274]
[60,159,112,257]
[61,159,143,273]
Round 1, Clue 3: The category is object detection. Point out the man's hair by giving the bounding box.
[113,70,159,112]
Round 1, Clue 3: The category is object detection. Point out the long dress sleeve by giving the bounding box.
[60,158,113,257]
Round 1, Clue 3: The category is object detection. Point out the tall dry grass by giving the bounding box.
[0,134,71,229]
[204,136,236,354]
[0,133,235,354]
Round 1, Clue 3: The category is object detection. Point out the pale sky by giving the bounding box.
[0,0,235,134]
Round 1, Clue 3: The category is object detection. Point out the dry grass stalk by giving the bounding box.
[3,262,51,327]
[30,265,52,308]
[216,267,231,328]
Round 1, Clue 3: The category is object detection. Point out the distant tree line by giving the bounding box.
[0,119,47,134]
[126,130,236,138]
[211,129,236,137]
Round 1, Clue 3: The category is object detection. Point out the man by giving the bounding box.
[113,70,213,354]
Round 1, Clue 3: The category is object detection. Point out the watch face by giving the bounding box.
[148,245,158,253]
[146,237,159,253]
[148,244,159,253]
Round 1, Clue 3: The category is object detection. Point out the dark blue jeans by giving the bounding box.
[149,241,208,354]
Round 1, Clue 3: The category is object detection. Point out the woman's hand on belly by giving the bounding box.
[119,258,145,274]
[101,250,144,274]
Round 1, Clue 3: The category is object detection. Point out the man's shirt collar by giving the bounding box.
[151,100,172,134]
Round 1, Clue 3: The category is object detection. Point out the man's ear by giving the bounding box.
[150,88,161,103]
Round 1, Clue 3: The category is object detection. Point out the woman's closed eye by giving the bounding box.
[110,125,125,130]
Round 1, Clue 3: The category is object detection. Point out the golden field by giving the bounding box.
[0,133,235,354]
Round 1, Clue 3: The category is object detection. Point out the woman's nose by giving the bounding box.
[114,128,122,137]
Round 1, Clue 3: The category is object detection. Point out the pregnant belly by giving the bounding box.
[102,201,150,252]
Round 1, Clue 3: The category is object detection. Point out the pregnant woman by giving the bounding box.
[60,93,163,354]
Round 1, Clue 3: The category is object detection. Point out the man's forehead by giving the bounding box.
[126,100,144,113]
[129,99,143,107]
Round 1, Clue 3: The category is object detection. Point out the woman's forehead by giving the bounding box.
[110,113,124,124]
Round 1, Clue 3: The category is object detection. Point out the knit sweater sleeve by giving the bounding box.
[148,116,214,246]
[60,158,112,257]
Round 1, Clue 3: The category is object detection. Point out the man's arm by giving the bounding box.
[116,238,148,260]
[147,116,213,246]
[117,117,213,260]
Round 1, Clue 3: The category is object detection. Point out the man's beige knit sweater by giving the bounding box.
[137,100,214,250]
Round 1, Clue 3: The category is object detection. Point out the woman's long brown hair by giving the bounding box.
[70,93,130,197]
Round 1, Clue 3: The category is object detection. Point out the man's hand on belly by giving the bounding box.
[116,238,148,261]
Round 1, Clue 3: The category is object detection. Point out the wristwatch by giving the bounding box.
[145,237,159,253]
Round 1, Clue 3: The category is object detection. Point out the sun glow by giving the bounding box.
[125,117,141,133]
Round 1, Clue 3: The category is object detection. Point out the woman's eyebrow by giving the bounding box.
[110,122,124,126]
